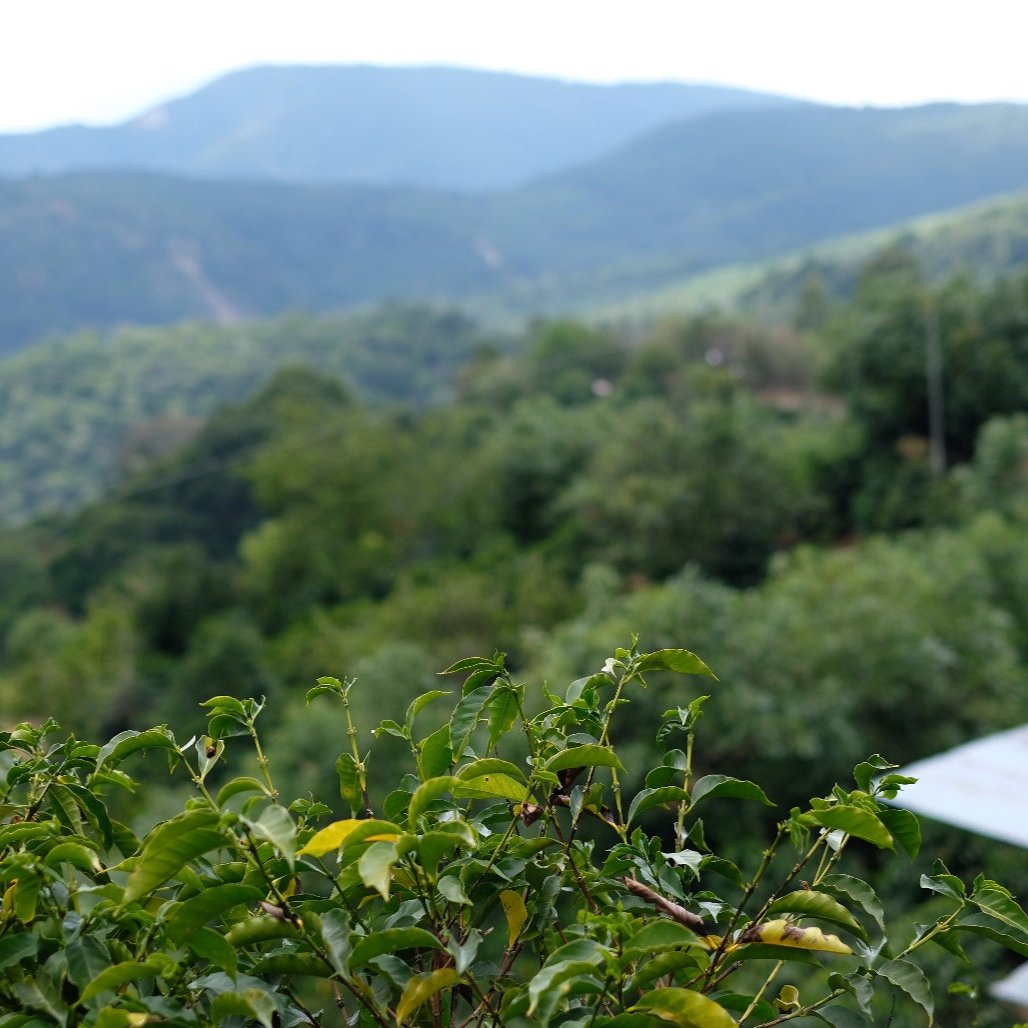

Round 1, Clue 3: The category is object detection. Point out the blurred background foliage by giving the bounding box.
[3,251,1028,1021]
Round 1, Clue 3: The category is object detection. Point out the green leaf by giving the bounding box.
[852,754,896,793]
[46,782,83,834]
[807,805,893,849]
[879,808,921,858]
[349,927,443,968]
[622,921,703,962]
[0,934,37,971]
[566,672,608,702]
[462,667,500,694]
[396,968,461,1025]
[417,830,465,880]
[828,970,875,1016]
[456,757,527,783]
[627,786,691,825]
[419,724,454,778]
[335,752,364,813]
[408,776,460,826]
[359,840,398,900]
[453,773,528,803]
[210,989,277,1028]
[690,775,774,808]
[224,916,301,948]
[920,867,965,901]
[449,688,492,757]
[185,927,238,977]
[766,890,868,942]
[12,876,41,922]
[166,883,263,937]
[633,986,737,1026]
[438,875,472,906]
[251,952,329,977]
[960,885,1028,954]
[406,689,451,733]
[486,687,520,749]
[0,823,56,847]
[200,695,248,715]
[969,884,1028,935]
[214,777,267,807]
[723,943,822,967]
[64,782,114,848]
[822,874,886,934]
[877,957,933,1023]
[448,928,482,975]
[440,656,497,676]
[79,960,161,1004]
[66,936,112,991]
[121,810,223,905]
[44,842,102,875]
[813,1006,871,1028]
[242,803,297,872]
[635,649,717,679]
[305,908,351,975]
[93,727,177,774]
[545,744,626,774]
[527,940,609,1015]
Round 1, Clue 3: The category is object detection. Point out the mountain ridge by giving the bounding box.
[0,64,799,191]
[3,99,1028,352]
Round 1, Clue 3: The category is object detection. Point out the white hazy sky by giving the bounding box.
[1,0,1026,133]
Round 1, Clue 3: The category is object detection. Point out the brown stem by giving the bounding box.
[623,877,709,934]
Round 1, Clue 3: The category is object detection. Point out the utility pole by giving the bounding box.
[924,292,946,478]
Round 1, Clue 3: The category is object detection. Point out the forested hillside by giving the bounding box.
[0,306,493,523]
[597,184,1028,324]
[3,103,1028,352]
[0,65,796,189]
[5,253,1028,773]
[4,252,1028,1022]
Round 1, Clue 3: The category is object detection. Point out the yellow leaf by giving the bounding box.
[395,968,460,1024]
[500,889,528,949]
[298,819,399,857]
[750,919,853,955]
[297,819,364,857]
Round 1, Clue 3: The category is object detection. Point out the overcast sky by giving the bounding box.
[1,0,1025,133]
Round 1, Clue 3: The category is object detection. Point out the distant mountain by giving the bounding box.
[495,102,1028,271]
[3,102,1028,352]
[0,65,797,191]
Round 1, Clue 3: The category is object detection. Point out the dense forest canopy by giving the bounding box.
[4,256,1028,768]
[1,240,1028,1022]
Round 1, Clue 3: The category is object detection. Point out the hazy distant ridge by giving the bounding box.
[3,89,1028,352]
[0,65,797,190]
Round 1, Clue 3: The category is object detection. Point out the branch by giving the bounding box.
[623,877,709,935]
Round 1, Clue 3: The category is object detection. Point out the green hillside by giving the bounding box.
[589,190,1028,323]
[0,65,795,190]
[0,305,496,525]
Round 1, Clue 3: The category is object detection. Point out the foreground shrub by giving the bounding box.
[0,639,1026,1025]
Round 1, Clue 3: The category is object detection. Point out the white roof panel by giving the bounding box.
[990,960,1028,1009]
[890,724,1028,849]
